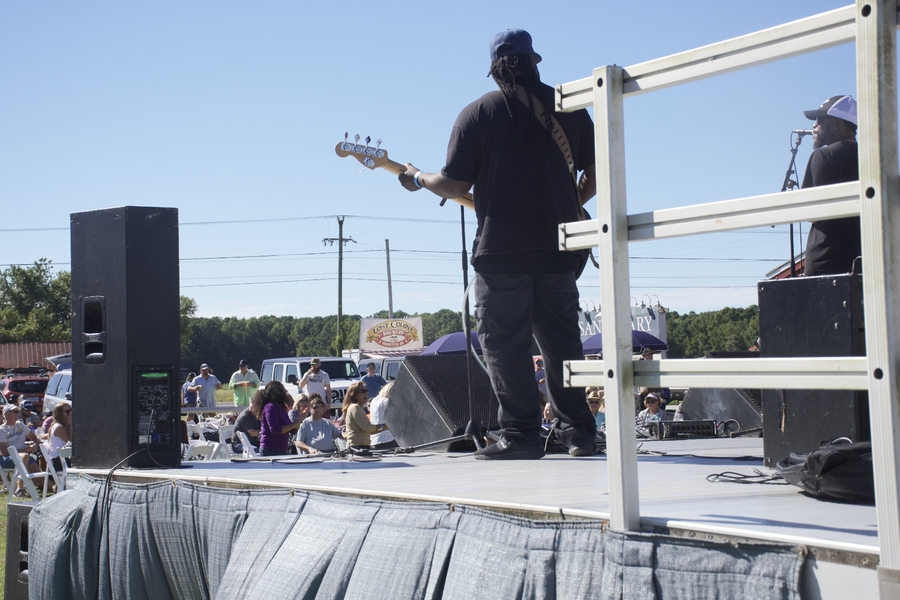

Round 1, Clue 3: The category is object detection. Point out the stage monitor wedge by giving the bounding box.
[71,206,181,469]
[385,355,499,451]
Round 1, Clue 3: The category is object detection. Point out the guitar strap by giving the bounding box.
[513,86,587,221]
[514,86,597,272]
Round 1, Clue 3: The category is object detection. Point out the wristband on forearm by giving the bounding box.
[414,171,424,188]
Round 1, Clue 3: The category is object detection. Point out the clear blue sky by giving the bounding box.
[2,2,870,320]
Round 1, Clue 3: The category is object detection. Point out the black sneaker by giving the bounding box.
[568,445,596,457]
[474,437,545,460]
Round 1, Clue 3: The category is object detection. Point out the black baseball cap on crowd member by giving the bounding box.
[200,363,210,370]
[489,29,541,63]
[803,95,858,125]
[239,359,248,366]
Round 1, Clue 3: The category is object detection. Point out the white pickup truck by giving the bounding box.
[259,356,361,413]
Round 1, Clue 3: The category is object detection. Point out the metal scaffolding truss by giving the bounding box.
[556,0,900,591]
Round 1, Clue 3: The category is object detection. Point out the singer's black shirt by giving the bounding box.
[802,140,860,276]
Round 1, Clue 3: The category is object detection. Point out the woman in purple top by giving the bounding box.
[251,381,300,456]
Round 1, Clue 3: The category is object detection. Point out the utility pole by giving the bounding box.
[385,239,393,318]
[322,216,355,355]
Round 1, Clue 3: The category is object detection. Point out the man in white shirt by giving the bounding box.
[0,404,43,497]
[299,358,331,407]
[191,364,222,408]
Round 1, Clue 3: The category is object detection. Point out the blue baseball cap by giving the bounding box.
[489,29,541,64]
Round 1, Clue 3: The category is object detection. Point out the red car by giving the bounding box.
[0,368,50,413]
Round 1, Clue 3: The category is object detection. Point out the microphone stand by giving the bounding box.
[459,205,483,449]
[780,132,806,277]
[434,199,483,451]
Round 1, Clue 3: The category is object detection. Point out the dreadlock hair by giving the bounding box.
[488,52,554,147]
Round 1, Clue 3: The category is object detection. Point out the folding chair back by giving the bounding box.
[186,422,204,441]
[185,443,214,461]
[39,444,65,493]
[236,431,258,458]
[8,450,49,502]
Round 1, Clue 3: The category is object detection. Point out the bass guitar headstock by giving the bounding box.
[335,133,391,171]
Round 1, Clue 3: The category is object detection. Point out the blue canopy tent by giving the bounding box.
[422,331,483,356]
[582,331,668,355]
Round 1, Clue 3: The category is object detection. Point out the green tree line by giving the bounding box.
[1,259,761,368]
[665,306,759,358]
[180,308,473,375]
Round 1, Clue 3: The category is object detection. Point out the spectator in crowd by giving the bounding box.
[40,413,54,439]
[288,394,310,424]
[342,381,387,450]
[192,364,222,408]
[587,391,605,430]
[296,393,344,454]
[0,404,43,497]
[233,406,261,454]
[534,358,548,401]
[300,358,331,411]
[47,402,72,474]
[360,363,388,399]
[182,372,198,407]
[635,392,672,436]
[20,401,42,429]
[542,402,555,425]
[368,382,398,450]
[229,360,260,407]
[251,381,300,456]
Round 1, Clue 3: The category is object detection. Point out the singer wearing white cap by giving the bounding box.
[801,95,860,276]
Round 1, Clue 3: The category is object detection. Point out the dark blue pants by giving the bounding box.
[474,271,595,447]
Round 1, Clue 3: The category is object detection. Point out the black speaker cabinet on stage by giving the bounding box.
[385,355,499,451]
[71,206,181,469]
[758,273,869,467]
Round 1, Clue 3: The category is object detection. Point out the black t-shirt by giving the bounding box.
[442,83,595,273]
[802,140,860,276]
[234,407,261,448]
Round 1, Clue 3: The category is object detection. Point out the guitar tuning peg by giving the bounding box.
[376,138,382,150]
[354,134,360,144]
[365,136,371,146]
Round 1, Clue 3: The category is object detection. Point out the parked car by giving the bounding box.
[357,356,406,384]
[259,357,360,413]
[0,367,51,413]
[43,369,73,415]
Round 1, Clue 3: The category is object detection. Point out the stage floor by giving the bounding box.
[72,437,878,557]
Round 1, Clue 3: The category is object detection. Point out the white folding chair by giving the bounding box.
[218,425,235,445]
[39,444,65,493]
[186,422,204,441]
[210,442,231,460]
[0,463,16,494]
[8,450,49,502]
[236,431,258,458]
[185,443,214,461]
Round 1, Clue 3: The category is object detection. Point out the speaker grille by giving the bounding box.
[386,355,499,450]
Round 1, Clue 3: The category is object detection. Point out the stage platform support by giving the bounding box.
[27,476,803,600]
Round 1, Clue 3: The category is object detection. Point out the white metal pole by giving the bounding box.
[593,65,641,531]
[855,0,900,588]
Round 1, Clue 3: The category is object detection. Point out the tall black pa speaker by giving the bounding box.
[758,274,869,467]
[71,206,181,469]
[385,355,499,451]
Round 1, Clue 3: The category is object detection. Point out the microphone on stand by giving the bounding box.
[792,129,814,137]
